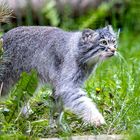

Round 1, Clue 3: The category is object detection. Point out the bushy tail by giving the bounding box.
[0,2,12,23]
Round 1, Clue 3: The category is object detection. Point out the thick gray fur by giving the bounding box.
[0,25,117,126]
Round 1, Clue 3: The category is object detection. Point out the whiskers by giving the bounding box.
[115,51,127,64]
[84,52,100,64]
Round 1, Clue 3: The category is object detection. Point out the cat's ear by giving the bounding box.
[105,25,115,35]
[117,28,120,39]
[81,29,99,43]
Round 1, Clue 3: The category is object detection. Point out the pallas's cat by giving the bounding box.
[0,25,118,126]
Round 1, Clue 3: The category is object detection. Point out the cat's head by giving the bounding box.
[79,25,118,65]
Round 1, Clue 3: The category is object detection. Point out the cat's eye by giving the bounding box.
[99,39,108,46]
[112,40,116,44]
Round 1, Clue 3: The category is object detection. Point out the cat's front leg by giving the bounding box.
[57,87,106,126]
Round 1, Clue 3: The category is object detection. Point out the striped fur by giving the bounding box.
[0,25,117,126]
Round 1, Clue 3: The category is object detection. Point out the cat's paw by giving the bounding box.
[21,102,33,118]
[83,110,106,127]
[90,113,106,127]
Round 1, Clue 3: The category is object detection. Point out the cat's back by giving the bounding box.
[2,26,65,50]
[3,26,60,39]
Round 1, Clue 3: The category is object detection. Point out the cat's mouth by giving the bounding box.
[100,51,116,60]
[106,52,115,57]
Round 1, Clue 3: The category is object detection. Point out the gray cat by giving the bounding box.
[0,22,118,126]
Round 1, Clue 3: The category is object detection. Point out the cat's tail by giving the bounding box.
[0,2,12,23]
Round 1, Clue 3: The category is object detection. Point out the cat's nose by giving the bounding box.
[108,47,116,53]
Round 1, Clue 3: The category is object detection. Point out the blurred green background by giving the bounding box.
[0,0,140,32]
[0,0,140,139]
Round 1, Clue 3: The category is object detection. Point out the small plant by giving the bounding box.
[42,0,60,26]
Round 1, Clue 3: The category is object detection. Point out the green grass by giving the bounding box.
[0,30,140,139]
[0,1,140,139]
